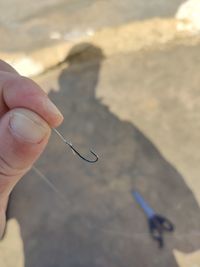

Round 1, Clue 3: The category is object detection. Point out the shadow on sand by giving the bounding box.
[7,43,200,267]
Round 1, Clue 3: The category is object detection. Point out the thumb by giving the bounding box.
[0,107,51,237]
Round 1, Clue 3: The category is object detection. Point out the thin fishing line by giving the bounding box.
[32,167,200,242]
[32,166,70,207]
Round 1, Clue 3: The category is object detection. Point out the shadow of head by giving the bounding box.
[65,42,105,65]
[58,43,105,101]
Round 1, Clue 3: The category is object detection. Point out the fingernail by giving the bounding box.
[42,97,63,119]
[9,109,49,143]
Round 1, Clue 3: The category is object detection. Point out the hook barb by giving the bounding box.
[53,128,98,163]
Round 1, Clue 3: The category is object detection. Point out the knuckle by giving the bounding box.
[0,154,24,178]
[16,76,40,94]
[5,74,41,96]
[0,154,25,194]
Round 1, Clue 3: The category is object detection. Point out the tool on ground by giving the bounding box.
[132,191,174,248]
[53,128,98,163]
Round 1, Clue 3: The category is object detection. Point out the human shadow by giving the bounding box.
[7,43,200,267]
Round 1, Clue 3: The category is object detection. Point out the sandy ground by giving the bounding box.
[1,0,200,266]
[0,39,200,266]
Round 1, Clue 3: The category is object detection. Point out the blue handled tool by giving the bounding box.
[132,191,174,248]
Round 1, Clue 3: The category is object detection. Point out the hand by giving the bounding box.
[0,60,63,238]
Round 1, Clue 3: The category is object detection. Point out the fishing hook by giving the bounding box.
[53,128,98,163]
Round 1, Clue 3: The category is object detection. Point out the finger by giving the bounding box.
[0,60,19,74]
[0,108,51,237]
[0,61,64,128]
[0,71,63,127]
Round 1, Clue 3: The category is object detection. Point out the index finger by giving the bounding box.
[0,62,63,128]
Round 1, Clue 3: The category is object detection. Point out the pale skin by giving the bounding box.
[0,60,63,237]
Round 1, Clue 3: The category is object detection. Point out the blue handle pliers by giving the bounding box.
[132,191,174,248]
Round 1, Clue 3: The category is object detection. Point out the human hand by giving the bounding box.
[0,60,63,238]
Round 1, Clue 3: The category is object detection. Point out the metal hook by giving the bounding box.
[53,128,98,163]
